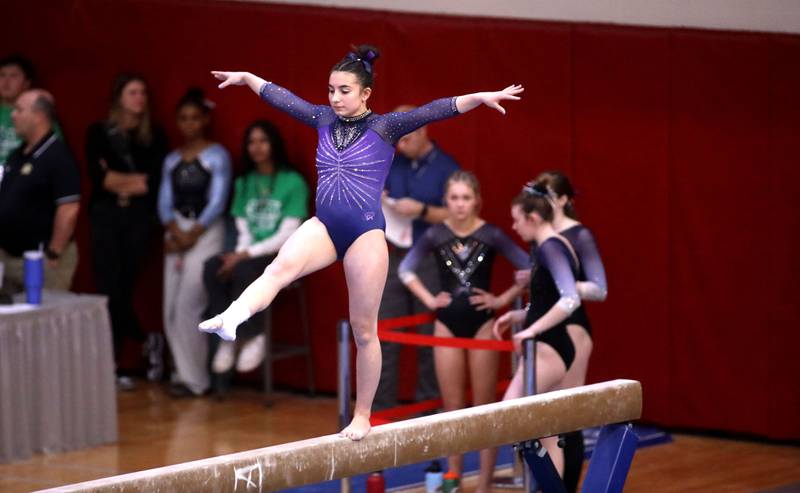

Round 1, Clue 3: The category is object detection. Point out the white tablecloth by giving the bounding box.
[0,291,117,463]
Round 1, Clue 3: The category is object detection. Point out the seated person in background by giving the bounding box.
[158,88,231,397]
[0,54,34,168]
[0,90,80,293]
[203,120,308,385]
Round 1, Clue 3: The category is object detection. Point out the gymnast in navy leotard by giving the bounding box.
[533,171,608,493]
[398,171,528,484]
[199,45,524,441]
[536,171,607,334]
[525,237,580,369]
[397,174,529,338]
[399,220,529,337]
[484,182,582,482]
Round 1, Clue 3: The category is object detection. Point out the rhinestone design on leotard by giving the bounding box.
[439,238,490,290]
[331,110,373,151]
[316,129,384,210]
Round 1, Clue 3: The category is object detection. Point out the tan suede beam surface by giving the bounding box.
[37,379,642,493]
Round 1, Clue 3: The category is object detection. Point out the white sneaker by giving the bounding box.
[236,334,266,373]
[212,341,236,373]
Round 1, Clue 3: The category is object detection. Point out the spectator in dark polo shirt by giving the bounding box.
[375,104,461,410]
[0,89,80,294]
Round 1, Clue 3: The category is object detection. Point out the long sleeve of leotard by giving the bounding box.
[374,97,460,144]
[196,145,232,228]
[491,226,531,270]
[397,227,436,284]
[539,239,581,315]
[157,152,178,225]
[572,227,608,301]
[259,82,333,128]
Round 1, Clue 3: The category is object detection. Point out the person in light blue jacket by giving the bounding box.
[158,87,231,397]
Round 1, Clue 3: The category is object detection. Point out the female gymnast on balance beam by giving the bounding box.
[199,44,523,440]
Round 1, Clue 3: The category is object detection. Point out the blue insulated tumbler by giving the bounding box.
[23,250,44,304]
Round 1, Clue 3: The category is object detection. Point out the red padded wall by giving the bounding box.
[765,35,800,439]
[669,30,773,434]
[4,0,799,439]
[571,25,672,424]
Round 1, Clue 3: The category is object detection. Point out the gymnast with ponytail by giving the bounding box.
[485,181,581,482]
[199,44,524,440]
[534,170,608,492]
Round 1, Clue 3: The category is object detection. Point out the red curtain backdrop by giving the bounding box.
[4,0,799,439]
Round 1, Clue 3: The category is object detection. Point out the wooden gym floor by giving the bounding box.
[0,383,798,492]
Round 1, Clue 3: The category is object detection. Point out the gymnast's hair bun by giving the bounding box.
[353,44,381,65]
[331,44,382,88]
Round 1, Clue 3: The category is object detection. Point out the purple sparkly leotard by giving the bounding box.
[259,82,460,258]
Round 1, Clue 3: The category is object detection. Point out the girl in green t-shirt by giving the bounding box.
[203,120,308,384]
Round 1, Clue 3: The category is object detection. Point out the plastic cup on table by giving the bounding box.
[23,250,44,305]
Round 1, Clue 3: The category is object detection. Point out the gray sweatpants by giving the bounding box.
[163,218,225,395]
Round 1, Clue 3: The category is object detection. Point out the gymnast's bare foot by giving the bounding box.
[340,414,371,441]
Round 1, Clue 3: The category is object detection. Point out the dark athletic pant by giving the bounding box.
[90,203,152,369]
[374,247,440,410]
[202,254,274,355]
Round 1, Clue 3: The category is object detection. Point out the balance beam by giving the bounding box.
[38,379,641,493]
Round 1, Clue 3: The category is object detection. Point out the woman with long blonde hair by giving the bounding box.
[86,73,168,390]
[398,170,528,489]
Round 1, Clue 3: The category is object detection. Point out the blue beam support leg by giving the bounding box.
[518,440,567,493]
[581,423,639,493]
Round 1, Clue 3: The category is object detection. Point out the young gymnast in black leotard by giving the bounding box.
[534,171,608,493]
[398,171,528,488]
[486,182,582,485]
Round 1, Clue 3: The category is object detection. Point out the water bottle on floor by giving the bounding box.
[366,471,385,493]
[424,460,444,493]
[443,472,460,493]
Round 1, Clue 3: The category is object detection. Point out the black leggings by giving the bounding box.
[90,204,151,367]
[202,253,274,342]
[561,430,585,493]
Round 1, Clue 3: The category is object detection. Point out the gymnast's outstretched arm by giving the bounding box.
[377,85,524,144]
[454,84,524,114]
[211,71,329,126]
